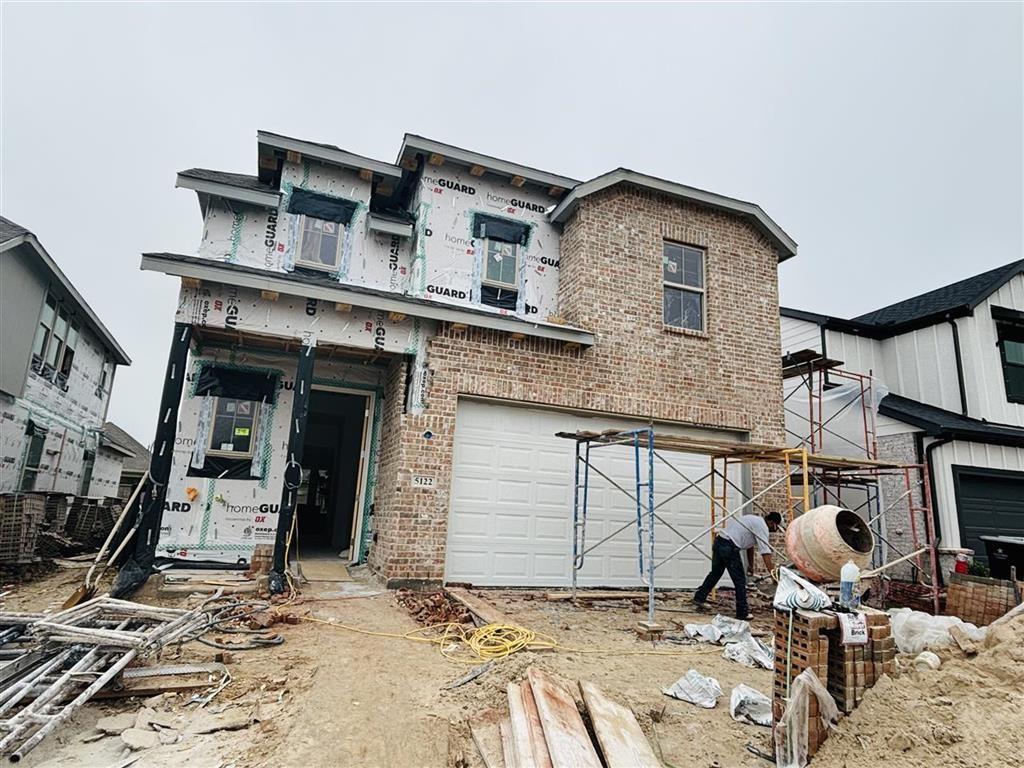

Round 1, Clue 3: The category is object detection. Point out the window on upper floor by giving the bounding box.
[663,242,705,332]
[995,319,1024,403]
[297,216,343,271]
[31,294,79,389]
[481,239,520,310]
[287,188,359,274]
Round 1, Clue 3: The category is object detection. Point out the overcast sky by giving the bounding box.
[2,2,1021,444]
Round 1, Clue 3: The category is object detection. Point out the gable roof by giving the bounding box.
[0,216,131,365]
[852,260,1024,329]
[782,259,1024,338]
[548,168,798,261]
[102,422,151,474]
[879,393,1024,448]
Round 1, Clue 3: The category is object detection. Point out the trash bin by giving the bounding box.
[979,535,1024,580]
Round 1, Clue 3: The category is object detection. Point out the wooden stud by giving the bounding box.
[258,156,278,170]
[564,341,581,351]
[510,332,526,342]
[388,311,407,323]
[510,175,526,188]
[450,322,468,332]
[334,303,352,313]
[181,277,202,289]
[260,290,280,302]
[285,150,302,164]
[470,164,486,177]
[547,186,565,197]
[359,168,373,181]
[402,157,419,171]
[428,153,445,166]
[376,183,393,197]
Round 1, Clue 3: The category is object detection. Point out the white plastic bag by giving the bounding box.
[773,567,832,611]
[729,684,772,727]
[682,623,724,643]
[723,636,773,669]
[774,669,840,768]
[683,614,752,644]
[888,607,986,655]
[662,669,723,708]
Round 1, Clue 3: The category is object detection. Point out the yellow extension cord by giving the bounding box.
[301,616,723,664]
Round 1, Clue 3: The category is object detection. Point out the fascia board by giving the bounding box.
[549,169,798,260]
[367,215,414,238]
[399,135,580,190]
[259,132,402,180]
[176,174,280,209]
[140,254,596,346]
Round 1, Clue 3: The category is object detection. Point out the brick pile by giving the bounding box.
[773,608,896,757]
[0,493,45,564]
[946,572,1024,626]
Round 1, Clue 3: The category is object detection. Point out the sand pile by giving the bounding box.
[813,613,1024,768]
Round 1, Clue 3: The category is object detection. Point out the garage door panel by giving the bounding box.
[447,400,744,587]
[956,470,1024,564]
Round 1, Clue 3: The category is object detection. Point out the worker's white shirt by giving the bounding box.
[721,515,773,555]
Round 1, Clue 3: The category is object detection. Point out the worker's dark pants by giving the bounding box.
[694,535,748,618]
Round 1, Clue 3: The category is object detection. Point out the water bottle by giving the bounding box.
[839,560,861,610]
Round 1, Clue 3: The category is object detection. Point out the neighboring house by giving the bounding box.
[0,217,132,497]
[101,422,151,499]
[130,131,797,588]
[781,260,1024,568]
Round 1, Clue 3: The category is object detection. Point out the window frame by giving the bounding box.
[481,238,521,292]
[662,241,706,332]
[295,214,345,272]
[995,320,1024,404]
[206,396,261,459]
[31,294,78,387]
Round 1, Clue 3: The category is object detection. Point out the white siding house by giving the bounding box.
[781,261,1024,568]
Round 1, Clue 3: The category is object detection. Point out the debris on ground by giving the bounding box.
[396,588,473,625]
[729,684,772,727]
[662,669,724,708]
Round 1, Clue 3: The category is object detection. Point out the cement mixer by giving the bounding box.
[785,504,874,583]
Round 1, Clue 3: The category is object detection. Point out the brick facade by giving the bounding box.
[367,184,787,583]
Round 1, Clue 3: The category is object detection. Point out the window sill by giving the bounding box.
[662,324,709,340]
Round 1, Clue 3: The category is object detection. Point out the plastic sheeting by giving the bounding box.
[784,379,889,458]
[472,212,531,245]
[729,685,772,727]
[774,669,839,768]
[888,607,986,655]
[287,188,359,225]
[662,670,723,708]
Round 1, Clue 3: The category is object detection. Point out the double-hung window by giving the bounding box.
[483,239,520,291]
[297,216,343,271]
[995,319,1024,403]
[207,397,260,458]
[663,242,705,332]
[31,294,79,386]
[473,213,530,311]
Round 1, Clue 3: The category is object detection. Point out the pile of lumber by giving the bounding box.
[469,667,660,768]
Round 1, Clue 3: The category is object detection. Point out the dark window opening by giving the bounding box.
[996,320,1024,404]
[481,285,518,311]
[21,421,48,491]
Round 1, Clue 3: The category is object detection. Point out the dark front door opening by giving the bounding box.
[296,389,368,560]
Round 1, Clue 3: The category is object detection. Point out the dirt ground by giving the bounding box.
[5,561,1022,768]
[6,562,780,767]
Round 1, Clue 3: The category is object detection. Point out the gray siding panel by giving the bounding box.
[0,245,46,397]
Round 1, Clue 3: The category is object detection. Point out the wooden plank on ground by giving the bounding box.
[521,681,553,768]
[469,709,505,768]
[447,587,514,626]
[507,683,538,768]
[948,624,979,655]
[527,668,602,768]
[544,590,651,602]
[499,716,520,768]
[579,680,661,768]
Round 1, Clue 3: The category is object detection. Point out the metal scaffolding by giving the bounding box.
[558,423,941,625]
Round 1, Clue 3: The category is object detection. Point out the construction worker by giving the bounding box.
[693,512,782,620]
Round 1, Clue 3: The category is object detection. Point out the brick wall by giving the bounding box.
[367,184,788,582]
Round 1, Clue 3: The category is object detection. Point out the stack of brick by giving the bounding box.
[773,608,896,758]
[946,572,1024,626]
[0,494,45,564]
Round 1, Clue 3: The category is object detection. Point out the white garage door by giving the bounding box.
[446,399,746,588]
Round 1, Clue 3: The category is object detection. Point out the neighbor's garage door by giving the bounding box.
[445,399,744,588]
[955,468,1024,563]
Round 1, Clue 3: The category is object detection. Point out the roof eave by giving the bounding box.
[140,254,596,347]
[548,169,797,261]
[398,134,580,191]
[2,234,131,365]
[176,174,281,209]
[258,131,403,180]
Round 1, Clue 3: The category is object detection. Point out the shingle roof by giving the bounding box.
[177,168,278,194]
[851,260,1024,329]
[102,422,151,474]
[879,394,1024,448]
[0,216,30,245]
